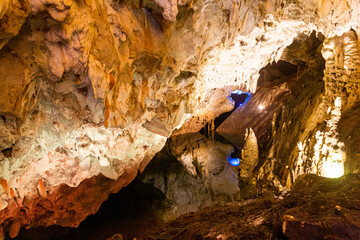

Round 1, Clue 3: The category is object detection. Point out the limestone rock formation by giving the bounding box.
[261,29,360,187]
[0,0,30,50]
[240,128,259,180]
[0,0,360,237]
[141,133,240,220]
[216,66,296,150]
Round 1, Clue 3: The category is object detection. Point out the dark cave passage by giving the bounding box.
[15,176,168,240]
[200,91,251,138]
[257,60,299,86]
[214,91,251,130]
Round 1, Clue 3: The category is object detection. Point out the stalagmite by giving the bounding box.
[240,128,259,180]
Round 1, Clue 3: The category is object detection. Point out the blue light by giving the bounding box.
[227,157,240,166]
[227,90,251,108]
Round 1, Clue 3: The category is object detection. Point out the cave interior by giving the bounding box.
[1,0,360,240]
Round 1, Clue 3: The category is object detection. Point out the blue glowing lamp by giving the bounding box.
[227,157,240,166]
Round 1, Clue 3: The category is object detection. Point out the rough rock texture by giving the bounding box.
[216,61,298,150]
[256,32,327,187]
[0,0,30,50]
[1,167,139,238]
[141,134,240,221]
[1,0,360,236]
[261,29,360,188]
[240,128,259,180]
[338,105,360,173]
[173,88,235,135]
[137,173,360,240]
[282,174,360,240]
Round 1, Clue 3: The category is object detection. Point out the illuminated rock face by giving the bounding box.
[141,133,240,221]
[0,0,360,237]
[266,30,360,185]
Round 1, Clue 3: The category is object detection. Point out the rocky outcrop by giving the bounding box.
[338,105,360,173]
[173,88,235,135]
[216,69,296,150]
[255,32,327,187]
[1,168,139,238]
[240,128,259,180]
[141,133,240,221]
[0,0,30,50]
[264,29,360,187]
[141,135,240,221]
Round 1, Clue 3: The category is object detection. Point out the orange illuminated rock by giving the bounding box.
[0,0,30,50]
[0,52,31,118]
[0,179,9,197]
[9,219,21,239]
[38,179,47,198]
[0,225,4,240]
[10,188,15,198]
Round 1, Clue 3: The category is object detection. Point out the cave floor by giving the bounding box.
[138,196,281,240]
[138,173,360,240]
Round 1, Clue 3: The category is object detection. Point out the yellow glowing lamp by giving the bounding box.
[322,152,345,178]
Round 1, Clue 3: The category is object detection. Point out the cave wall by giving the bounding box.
[257,30,360,189]
[141,133,240,221]
[0,0,360,237]
[259,35,327,187]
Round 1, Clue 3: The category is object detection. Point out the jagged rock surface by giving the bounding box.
[141,133,240,221]
[0,0,360,237]
[264,29,360,187]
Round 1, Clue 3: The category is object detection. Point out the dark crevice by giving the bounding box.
[214,92,251,130]
[1,145,14,158]
[15,176,167,240]
[174,71,196,83]
[199,91,251,137]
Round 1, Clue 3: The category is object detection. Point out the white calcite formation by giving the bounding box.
[0,0,360,237]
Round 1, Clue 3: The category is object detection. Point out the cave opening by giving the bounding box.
[200,90,250,144]
[214,90,251,130]
[15,176,168,240]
